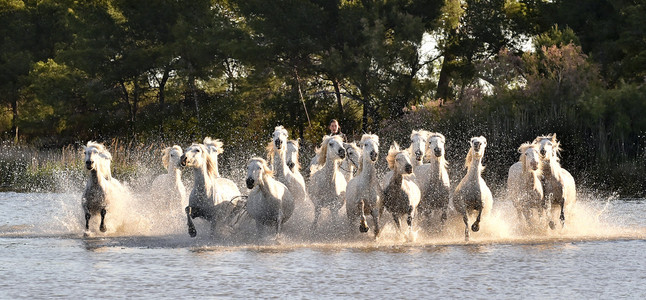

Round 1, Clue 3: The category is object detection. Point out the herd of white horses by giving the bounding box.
[81,127,576,242]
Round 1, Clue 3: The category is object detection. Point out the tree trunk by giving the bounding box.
[333,78,344,121]
[436,51,454,103]
[11,97,18,143]
[293,68,311,128]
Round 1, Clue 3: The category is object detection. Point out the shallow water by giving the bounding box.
[1,192,646,298]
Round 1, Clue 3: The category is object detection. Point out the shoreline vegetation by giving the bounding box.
[2,2,644,197]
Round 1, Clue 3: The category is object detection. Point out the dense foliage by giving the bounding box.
[1,0,644,196]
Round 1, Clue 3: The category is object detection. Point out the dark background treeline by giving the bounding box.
[1,0,644,196]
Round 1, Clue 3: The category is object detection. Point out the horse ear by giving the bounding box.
[551,133,557,143]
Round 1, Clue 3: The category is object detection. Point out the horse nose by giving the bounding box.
[434,148,442,157]
[287,161,295,170]
[338,148,346,159]
[540,149,546,156]
[85,160,93,170]
[414,150,422,160]
[246,178,255,189]
[370,151,378,162]
[405,164,413,174]
[180,155,187,166]
[275,139,282,149]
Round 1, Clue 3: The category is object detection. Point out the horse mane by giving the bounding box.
[464,147,474,169]
[265,141,276,166]
[203,137,224,155]
[161,147,172,170]
[386,142,401,170]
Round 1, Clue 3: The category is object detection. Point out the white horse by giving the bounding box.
[382,129,430,187]
[534,134,576,229]
[345,134,382,237]
[181,142,242,237]
[82,141,126,233]
[341,142,361,182]
[267,126,308,205]
[308,135,347,229]
[507,142,545,227]
[453,136,493,241]
[245,158,295,238]
[150,145,187,211]
[415,133,451,228]
[382,142,421,237]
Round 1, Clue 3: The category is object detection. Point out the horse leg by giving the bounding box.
[471,207,482,232]
[559,200,566,228]
[311,205,321,230]
[546,193,556,230]
[84,210,91,231]
[392,214,402,234]
[406,205,414,231]
[276,210,283,238]
[185,206,197,238]
[99,208,107,232]
[462,213,470,242]
[371,208,381,239]
[359,200,369,233]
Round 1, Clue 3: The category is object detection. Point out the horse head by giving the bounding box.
[318,135,346,165]
[387,142,413,174]
[246,157,273,189]
[519,142,542,172]
[162,145,183,171]
[410,129,431,162]
[83,141,113,180]
[359,134,379,163]
[534,134,561,163]
[285,139,300,171]
[465,136,487,168]
[343,142,362,169]
[272,125,289,150]
[428,133,446,158]
[181,143,218,177]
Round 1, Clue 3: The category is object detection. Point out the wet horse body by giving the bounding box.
[308,135,347,229]
[345,134,382,237]
[246,158,295,238]
[382,142,421,237]
[182,142,241,237]
[415,133,451,228]
[534,135,576,229]
[82,141,125,233]
[453,136,493,241]
[508,142,546,227]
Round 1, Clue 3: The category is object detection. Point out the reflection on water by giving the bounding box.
[1,192,646,298]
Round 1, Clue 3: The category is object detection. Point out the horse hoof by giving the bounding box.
[548,221,556,230]
[99,225,107,233]
[188,227,197,238]
[471,223,480,232]
[359,224,369,233]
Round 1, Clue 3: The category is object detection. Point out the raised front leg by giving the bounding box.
[185,206,197,238]
[545,192,556,230]
[99,208,107,232]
